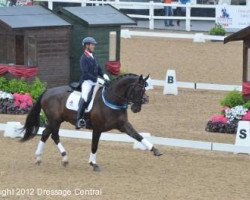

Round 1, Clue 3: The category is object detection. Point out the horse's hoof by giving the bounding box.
[62,160,69,167]
[90,162,101,172]
[61,156,69,167]
[35,159,42,166]
[93,165,101,172]
[152,147,163,156]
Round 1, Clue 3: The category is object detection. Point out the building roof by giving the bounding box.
[224,26,250,44]
[0,5,70,29]
[61,5,136,27]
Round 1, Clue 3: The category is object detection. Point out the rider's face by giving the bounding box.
[86,44,95,53]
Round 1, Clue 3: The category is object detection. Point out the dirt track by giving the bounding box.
[121,38,242,85]
[0,135,250,200]
[0,37,248,200]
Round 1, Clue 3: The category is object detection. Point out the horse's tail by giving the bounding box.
[20,92,45,142]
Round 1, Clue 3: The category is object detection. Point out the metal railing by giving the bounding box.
[34,0,247,31]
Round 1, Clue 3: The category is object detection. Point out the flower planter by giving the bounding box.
[0,91,32,115]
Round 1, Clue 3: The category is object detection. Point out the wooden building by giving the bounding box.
[56,5,136,82]
[224,26,250,98]
[0,5,71,87]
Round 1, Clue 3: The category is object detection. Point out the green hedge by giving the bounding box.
[220,91,250,109]
[0,77,46,101]
[209,24,226,36]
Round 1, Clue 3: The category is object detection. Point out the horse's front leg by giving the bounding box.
[119,122,162,156]
[89,129,102,172]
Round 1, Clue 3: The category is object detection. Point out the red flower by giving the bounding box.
[209,115,228,123]
[242,111,250,121]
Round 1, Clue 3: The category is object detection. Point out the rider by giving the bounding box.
[76,37,110,129]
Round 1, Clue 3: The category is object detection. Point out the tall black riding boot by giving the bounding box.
[76,98,87,129]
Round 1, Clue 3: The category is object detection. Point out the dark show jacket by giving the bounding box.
[79,51,104,84]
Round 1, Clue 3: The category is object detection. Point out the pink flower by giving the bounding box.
[13,93,21,107]
[209,115,228,123]
[23,94,33,106]
[13,93,33,109]
[20,102,28,109]
[242,111,250,121]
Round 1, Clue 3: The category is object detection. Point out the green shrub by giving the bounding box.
[243,101,250,110]
[29,77,46,102]
[0,77,8,91]
[0,77,46,101]
[209,24,226,36]
[220,91,245,108]
[39,109,48,127]
[5,79,29,94]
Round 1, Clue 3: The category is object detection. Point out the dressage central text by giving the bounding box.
[0,188,102,197]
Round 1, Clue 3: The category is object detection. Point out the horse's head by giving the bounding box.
[105,74,150,113]
[127,75,149,113]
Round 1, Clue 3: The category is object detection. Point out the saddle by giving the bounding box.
[68,82,94,105]
[69,82,81,92]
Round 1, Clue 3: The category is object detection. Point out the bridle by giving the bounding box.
[102,81,146,110]
[124,82,146,104]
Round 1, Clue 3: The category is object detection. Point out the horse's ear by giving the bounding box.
[139,75,143,83]
[144,74,150,82]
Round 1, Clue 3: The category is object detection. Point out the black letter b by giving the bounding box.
[168,76,174,84]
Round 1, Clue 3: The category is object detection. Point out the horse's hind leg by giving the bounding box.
[89,129,102,172]
[50,122,69,167]
[35,125,52,165]
[119,122,163,156]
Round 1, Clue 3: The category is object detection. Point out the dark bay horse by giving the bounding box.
[21,74,162,171]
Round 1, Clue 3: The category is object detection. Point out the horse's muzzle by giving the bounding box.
[131,103,141,113]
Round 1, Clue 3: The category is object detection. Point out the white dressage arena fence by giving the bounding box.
[121,30,225,42]
[0,122,250,155]
[151,78,242,92]
[34,0,250,31]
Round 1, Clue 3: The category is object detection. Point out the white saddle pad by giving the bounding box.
[66,85,100,112]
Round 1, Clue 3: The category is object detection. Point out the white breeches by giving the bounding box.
[81,80,96,101]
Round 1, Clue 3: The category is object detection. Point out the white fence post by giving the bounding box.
[81,0,87,7]
[114,0,120,9]
[185,3,191,32]
[149,1,154,30]
[48,0,53,10]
